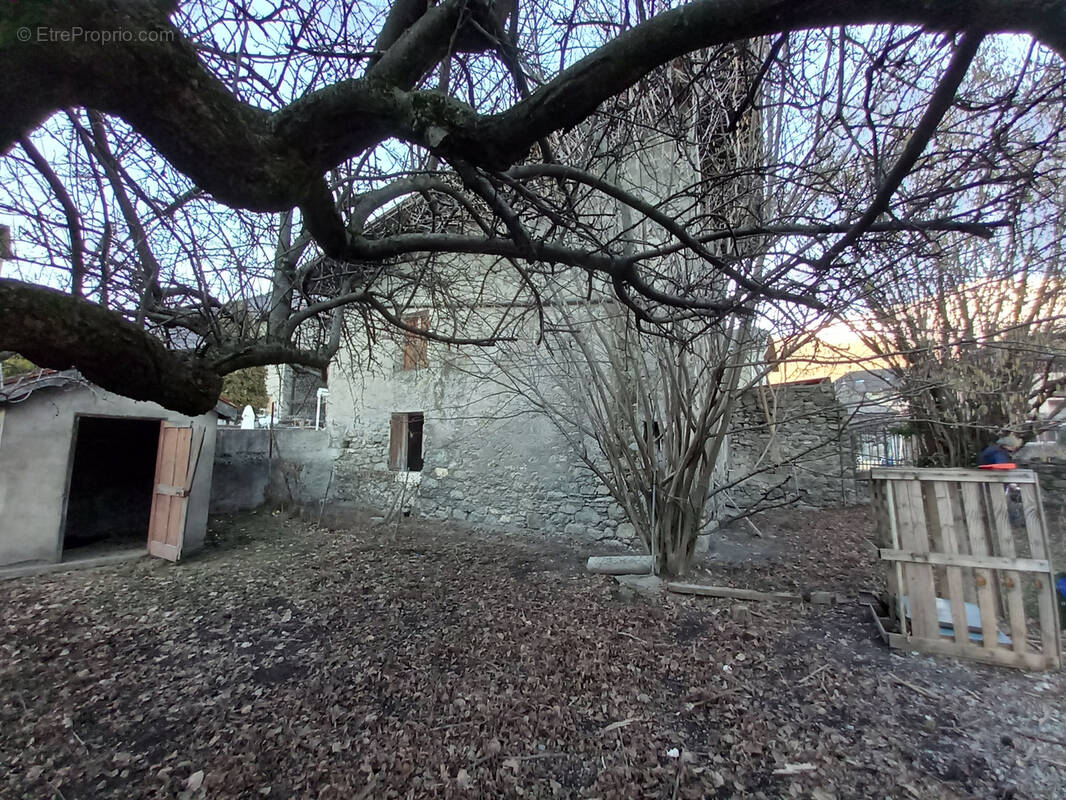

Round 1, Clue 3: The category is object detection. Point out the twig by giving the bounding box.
[672,755,685,800]
[772,762,817,775]
[430,721,477,732]
[70,729,88,749]
[887,673,938,702]
[1013,729,1066,748]
[600,717,647,734]
[616,631,648,645]
[505,752,569,761]
[798,664,830,685]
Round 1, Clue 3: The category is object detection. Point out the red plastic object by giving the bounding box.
[978,463,1017,470]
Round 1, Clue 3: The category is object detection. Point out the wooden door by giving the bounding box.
[147,423,203,561]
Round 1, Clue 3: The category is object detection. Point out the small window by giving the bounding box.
[389,412,424,471]
[401,312,430,371]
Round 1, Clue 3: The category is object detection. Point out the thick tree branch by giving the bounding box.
[2,0,1064,239]
[17,137,86,297]
[0,278,221,414]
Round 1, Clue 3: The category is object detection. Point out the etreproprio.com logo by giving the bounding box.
[16,26,176,44]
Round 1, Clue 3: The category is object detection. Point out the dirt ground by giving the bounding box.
[1,506,1064,799]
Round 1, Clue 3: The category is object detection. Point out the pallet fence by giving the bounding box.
[871,467,1061,671]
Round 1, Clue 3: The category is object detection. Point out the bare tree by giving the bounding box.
[841,39,1066,465]
[1,2,1065,414]
[472,45,840,577]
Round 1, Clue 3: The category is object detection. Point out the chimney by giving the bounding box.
[0,225,10,260]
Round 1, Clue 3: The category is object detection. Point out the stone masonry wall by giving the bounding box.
[726,381,857,513]
[327,413,632,543]
[215,379,857,543]
[1017,460,1066,574]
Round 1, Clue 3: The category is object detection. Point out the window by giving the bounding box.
[389,412,424,471]
[401,312,430,370]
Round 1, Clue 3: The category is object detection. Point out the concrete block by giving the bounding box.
[614,574,663,597]
[587,555,654,574]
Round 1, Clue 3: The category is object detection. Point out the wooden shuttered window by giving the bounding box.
[388,412,425,471]
[401,312,430,371]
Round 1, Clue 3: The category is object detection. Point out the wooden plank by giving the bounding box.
[164,426,191,551]
[884,480,907,631]
[933,481,968,645]
[388,414,406,470]
[987,486,1029,655]
[871,467,1038,485]
[147,422,174,558]
[147,424,191,563]
[147,541,180,560]
[868,603,890,645]
[896,479,939,639]
[157,425,181,556]
[1020,483,1062,668]
[887,632,1052,671]
[170,425,193,555]
[877,549,1051,573]
[666,582,801,603]
[961,482,1001,651]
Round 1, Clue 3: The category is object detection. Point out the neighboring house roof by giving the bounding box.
[0,368,86,403]
[769,274,1066,386]
[215,396,241,420]
[767,322,889,385]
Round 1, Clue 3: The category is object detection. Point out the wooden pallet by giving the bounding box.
[871,467,1061,671]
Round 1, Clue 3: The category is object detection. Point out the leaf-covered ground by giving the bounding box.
[1,507,1064,799]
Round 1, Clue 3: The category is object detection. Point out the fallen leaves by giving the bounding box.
[0,507,1063,798]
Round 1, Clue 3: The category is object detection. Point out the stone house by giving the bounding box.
[264,44,857,539]
[315,310,857,542]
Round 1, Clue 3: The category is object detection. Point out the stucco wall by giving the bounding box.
[209,428,337,513]
[0,384,216,566]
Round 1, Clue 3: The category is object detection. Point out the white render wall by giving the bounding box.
[0,384,216,566]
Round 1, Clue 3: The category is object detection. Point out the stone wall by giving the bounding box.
[326,413,630,542]
[726,381,857,513]
[216,377,857,543]
[1016,459,1066,573]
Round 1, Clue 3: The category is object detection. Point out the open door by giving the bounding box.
[147,423,204,561]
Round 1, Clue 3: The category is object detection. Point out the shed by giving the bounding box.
[0,370,217,568]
